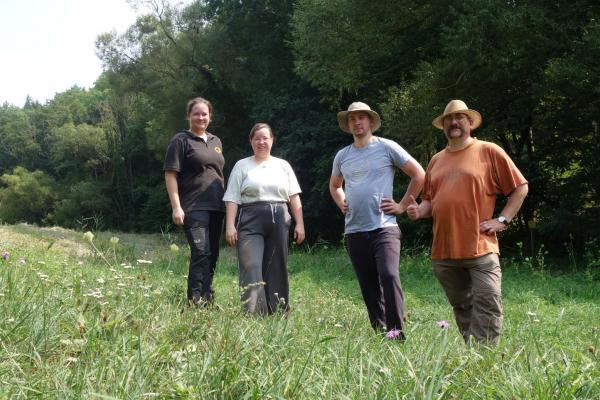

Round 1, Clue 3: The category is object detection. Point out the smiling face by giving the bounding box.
[347,111,373,138]
[250,126,273,160]
[188,102,211,134]
[442,113,473,140]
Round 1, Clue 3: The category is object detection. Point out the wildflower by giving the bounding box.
[18,258,26,265]
[386,328,403,339]
[436,320,450,329]
[527,311,537,316]
[137,259,153,264]
[83,231,94,243]
[110,236,119,245]
[2,251,9,261]
[96,278,105,284]
[170,243,180,252]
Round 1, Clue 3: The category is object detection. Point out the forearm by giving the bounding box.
[399,177,424,209]
[418,199,432,219]
[289,195,304,227]
[164,171,181,209]
[329,176,346,212]
[500,183,529,221]
[398,158,425,210]
[225,202,238,229]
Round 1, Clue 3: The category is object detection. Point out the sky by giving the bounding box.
[0,0,188,108]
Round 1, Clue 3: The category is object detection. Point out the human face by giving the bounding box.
[188,102,211,134]
[250,127,273,160]
[347,112,372,137]
[443,113,472,140]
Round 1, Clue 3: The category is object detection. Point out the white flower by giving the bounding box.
[96,278,105,284]
[83,231,95,243]
[137,259,153,264]
[110,236,119,244]
[170,243,180,252]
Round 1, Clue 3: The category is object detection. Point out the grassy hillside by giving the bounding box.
[0,224,598,398]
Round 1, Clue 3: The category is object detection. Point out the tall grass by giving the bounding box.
[0,224,598,398]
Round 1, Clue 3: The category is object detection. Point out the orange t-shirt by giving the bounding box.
[422,139,527,260]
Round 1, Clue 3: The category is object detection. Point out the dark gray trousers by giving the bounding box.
[183,210,224,303]
[345,226,405,336]
[236,202,291,314]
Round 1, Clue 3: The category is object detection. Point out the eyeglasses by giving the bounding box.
[444,114,468,123]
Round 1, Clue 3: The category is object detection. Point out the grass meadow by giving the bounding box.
[0,223,599,399]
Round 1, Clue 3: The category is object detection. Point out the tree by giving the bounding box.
[0,167,56,223]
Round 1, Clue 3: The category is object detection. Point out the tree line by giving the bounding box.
[1,0,599,264]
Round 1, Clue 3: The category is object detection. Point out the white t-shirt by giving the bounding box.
[223,156,301,204]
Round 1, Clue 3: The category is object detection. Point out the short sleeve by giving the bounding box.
[385,139,410,168]
[331,149,343,177]
[163,135,183,172]
[489,145,528,196]
[223,161,244,204]
[284,160,302,196]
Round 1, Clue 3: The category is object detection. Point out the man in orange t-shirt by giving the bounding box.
[407,100,528,345]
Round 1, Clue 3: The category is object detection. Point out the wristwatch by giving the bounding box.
[497,215,509,225]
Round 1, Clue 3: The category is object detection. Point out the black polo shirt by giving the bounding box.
[164,130,225,212]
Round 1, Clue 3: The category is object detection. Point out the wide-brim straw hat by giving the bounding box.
[337,102,381,133]
[432,100,482,130]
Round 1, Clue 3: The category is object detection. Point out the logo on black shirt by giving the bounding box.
[215,147,222,154]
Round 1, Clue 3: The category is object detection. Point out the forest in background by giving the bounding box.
[1,0,599,265]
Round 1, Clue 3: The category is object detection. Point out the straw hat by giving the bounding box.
[432,100,482,130]
[337,102,381,133]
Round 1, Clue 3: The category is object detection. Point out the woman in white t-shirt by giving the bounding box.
[223,123,305,314]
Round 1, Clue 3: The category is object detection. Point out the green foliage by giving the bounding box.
[1,0,600,260]
[48,181,112,230]
[0,105,42,171]
[0,167,56,223]
[48,123,109,179]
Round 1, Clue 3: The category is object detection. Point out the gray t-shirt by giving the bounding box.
[332,137,410,234]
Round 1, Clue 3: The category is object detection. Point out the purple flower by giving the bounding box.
[436,320,450,329]
[385,328,402,339]
[1,251,8,261]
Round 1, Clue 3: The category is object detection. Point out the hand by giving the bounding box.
[339,199,348,215]
[172,207,185,226]
[479,218,506,235]
[294,225,305,245]
[225,225,238,246]
[406,195,420,220]
[380,198,405,215]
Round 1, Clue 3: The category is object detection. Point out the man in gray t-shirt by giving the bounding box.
[330,102,425,339]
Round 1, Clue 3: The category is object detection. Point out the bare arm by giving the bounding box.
[225,201,239,246]
[480,183,529,234]
[289,194,305,245]
[165,171,184,226]
[329,175,348,214]
[406,195,432,220]
[380,158,426,215]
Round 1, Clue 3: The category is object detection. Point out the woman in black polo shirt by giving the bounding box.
[164,97,225,306]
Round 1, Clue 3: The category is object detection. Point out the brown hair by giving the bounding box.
[249,123,274,141]
[186,97,213,117]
